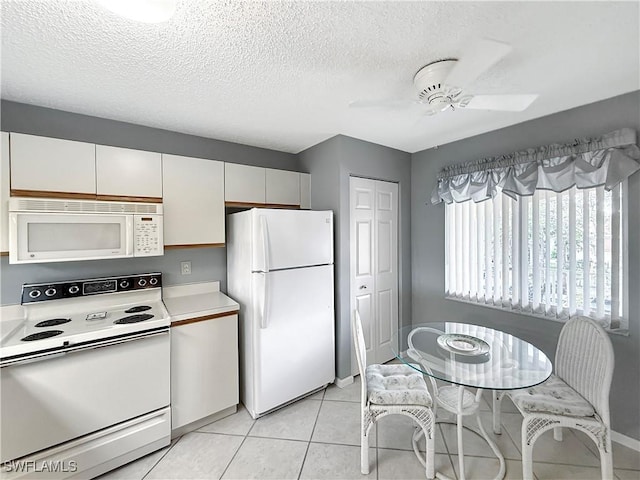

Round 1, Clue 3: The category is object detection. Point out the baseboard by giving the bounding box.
[612,430,640,452]
[334,375,354,388]
[171,405,237,439]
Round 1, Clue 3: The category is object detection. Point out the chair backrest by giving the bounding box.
[352,310,368,407]
[555,316,615,425]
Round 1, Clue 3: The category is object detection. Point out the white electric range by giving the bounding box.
[1,273,171,479]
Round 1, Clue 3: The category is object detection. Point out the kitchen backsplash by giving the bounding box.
[0,247,227,306]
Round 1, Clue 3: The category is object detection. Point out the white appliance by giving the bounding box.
[8,197,163,264]
[227,208,335,419]
[0,273,171,479]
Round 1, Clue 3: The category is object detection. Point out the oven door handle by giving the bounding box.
[0,329,169,367]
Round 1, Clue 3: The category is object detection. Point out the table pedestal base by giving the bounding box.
[411,391,506,480]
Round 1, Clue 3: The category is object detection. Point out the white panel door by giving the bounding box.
[350,177,375,364]
[265,168,300,206]
[251,209,333,271]
[350,177,398,369]
[163,154,225,246]
[10,133,96,194]
[251,265,334,416]
[96,145,162,198]
[374,181,399,361]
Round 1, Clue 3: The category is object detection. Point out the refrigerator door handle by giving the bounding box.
[260,215,271,273]
[260,272,270,329]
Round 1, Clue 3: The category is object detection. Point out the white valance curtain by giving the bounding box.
[431,128,640,204]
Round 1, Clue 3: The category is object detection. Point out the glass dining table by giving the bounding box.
[392,322,553,480]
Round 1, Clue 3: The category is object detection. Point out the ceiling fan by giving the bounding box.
[350,39,538,116]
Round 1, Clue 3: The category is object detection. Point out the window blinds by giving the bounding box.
[444,184,624,327]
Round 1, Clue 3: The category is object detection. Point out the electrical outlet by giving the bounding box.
[181,261,192,275]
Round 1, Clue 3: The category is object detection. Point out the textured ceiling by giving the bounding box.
[1,1,639,154]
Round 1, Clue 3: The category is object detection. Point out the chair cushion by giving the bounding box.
[365,364,432,406]
[510,374,595,417]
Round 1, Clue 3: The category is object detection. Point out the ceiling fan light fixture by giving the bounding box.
[97,0,176,23]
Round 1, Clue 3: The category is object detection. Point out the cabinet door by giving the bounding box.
[10,133,96,195]
[96,145,162,199]
[300,173,311,209]
[224,163,265,204]
[1,132,9,253]
[163,154,224,246]
[170,315,239,430]
[265,168,300,206]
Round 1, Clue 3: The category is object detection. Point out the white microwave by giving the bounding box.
[8,197,164,264]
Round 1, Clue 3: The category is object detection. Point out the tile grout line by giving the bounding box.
[296,388,325,480]
[217,407,256,480]
[140,434,182,480]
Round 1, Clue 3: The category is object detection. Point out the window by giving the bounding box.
[444,183,626,329]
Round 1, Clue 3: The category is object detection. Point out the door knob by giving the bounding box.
[359,285,367,290]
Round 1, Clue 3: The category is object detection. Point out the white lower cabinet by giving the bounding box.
[170,314,239,431]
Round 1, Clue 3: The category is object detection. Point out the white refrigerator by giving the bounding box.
[227,208,335,418]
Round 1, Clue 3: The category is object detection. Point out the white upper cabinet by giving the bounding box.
[96,145,162,199]
[300,173,311,209]
[163,154,225,246]
[1,132,9,253]
[10,133,96,194]
[265,168,300,206]
[224,163,265,204]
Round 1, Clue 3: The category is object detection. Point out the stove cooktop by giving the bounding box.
[0,273,170,361]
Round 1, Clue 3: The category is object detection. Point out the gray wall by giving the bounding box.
[0,101,299,169]
[0,101,299,305]
[300,135,412,380]
[411,90,640,440]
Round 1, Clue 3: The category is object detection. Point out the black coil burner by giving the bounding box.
[114,314,154,324]
[21,330,64,341]
[35,318,71,328]
[124,305,152,313]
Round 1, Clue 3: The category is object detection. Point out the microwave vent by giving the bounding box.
[10,198,162,214]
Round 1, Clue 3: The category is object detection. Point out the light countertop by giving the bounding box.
[162,282,239,324]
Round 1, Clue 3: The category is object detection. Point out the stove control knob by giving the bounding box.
[28,289,42,299]
[45,288,57,297]
[119,280,130,289]
[68,285,80,295]
[149,277,158,286]
[138,278,147,287]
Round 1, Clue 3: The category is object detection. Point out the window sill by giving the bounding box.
[445,295,630,337]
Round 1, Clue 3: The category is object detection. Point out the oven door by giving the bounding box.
[9,212,133,264]
[0,330,170,463]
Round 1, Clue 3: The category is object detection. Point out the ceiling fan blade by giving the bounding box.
[445,38,513,88]
[349,99,419,110]
[463,94,538,111]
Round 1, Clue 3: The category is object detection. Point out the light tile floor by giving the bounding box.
[100,379,640,480]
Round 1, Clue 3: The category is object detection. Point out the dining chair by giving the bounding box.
[493,316,615,480]
[351,310,436,479]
